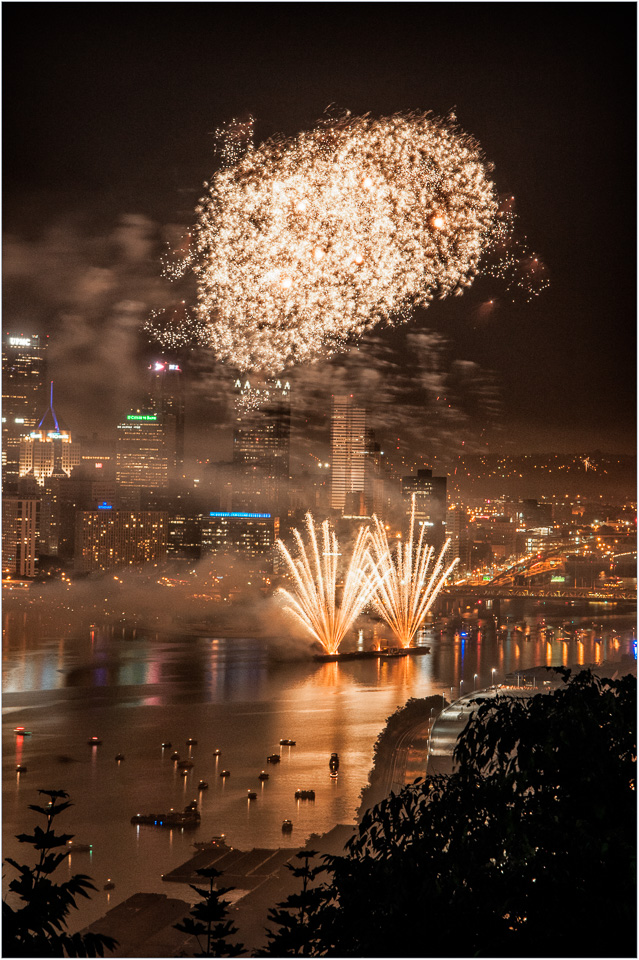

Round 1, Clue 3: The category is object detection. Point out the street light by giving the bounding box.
[491,667,496,688]
[460,679,464,697]
[474,673,478,690]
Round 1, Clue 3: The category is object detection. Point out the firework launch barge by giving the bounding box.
[313,646,430,663]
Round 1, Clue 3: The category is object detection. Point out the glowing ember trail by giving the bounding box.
[276,514,375,655]
[150,111,499,370]
[368,498,459,648]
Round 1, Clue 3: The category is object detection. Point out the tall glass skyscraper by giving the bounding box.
[147,360,185,481]
[2,332,48,485]
[330,395,367,514]
[116,410,169,491]
[232,377,291,513]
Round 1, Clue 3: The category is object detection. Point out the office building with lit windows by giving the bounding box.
[401,468,448,551]
[74,507,167,574]
[200,511,280,561]
[2,497,39,578]
[116,410,169,491]
[19,382,80,485]
[330,395,367,513]
[232,377,291,512]
[2,332,48,485]
[148,361,185,480]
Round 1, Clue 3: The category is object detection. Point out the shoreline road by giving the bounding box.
[387,720,433,793]
[388,686,540,783]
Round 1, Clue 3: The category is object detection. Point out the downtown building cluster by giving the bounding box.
[3,331,634,594]
[1,333,451,588]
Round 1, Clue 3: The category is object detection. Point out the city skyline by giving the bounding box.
[2,6,636,951]
[3,4,636,458]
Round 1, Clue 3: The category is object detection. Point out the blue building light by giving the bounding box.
[209,511,271,519]
[98,502,113,510]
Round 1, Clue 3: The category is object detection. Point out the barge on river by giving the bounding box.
[314,645,430,662]
[131,801,200,829]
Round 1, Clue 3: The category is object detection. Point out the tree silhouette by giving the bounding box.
[267,669,635,957]
[174,866,244,956]
[3,789,118,958]
[262,851,331,956]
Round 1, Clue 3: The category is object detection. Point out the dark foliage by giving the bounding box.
[174,866,244,956]
[2,790,118,958]
[357,695,443,816]
[268,669,636,958]
[262,851,331,956]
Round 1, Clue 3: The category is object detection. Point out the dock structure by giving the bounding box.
[162,844,297,890]
[80,892,193,958]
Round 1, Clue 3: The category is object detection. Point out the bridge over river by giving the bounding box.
[441,584,636,602]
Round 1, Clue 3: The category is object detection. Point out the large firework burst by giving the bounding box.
[152,111,498,371]
[368,499,459,648]
[276,514,375,655]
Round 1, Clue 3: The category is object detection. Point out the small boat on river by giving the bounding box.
[131,800,200,829]
[193,835,227,850]
[295,789,315,801]
[280,739,296,746]
[329,753,339,772]
[267,754,281,763]
[66,840,92,854]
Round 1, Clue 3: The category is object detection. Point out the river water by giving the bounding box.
[2,599,636,931]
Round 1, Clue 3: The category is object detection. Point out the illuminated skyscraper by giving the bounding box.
[232,377,291,512]
[19,382,80,485]
[2,497,38,578]
[2,332,48,485]
[401,468,448,550]
[148,360,185,480]
[74,508,167,574]
[330,395,367,514]
[116,409,169,491]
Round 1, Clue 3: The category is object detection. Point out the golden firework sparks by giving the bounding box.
[150,111,499,370]
[276,514,376,656]
[367,497,459,648]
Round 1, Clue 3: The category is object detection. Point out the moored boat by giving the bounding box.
[295,789,315,801]
[131,800,200,829]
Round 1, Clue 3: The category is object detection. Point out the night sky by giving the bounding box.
[3,3,636,459]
